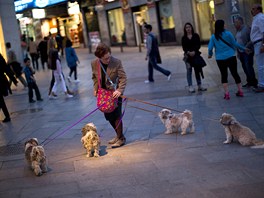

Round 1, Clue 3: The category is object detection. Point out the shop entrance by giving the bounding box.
[132,6,149,46]
[196,0,215,42]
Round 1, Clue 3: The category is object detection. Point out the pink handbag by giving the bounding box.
[96,60,117,113]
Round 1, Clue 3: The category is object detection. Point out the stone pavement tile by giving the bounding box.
[78,173,137,193]
[196,145,256,163]
[20,182,79,198]
[0,190,21,198]
[210,182,264,198]
[109,180,217,198]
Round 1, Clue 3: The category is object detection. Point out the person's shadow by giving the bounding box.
[99,145,108,156]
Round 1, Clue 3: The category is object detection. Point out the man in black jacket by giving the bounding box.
[144,24,171,83]
[0,53,11,122]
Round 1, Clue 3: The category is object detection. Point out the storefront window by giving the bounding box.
[107,8,125,44]
[196,0,214,41]
[159,0,175,30]
[0,18,6,58]
[85,6,99,32]
[158,0,176,43]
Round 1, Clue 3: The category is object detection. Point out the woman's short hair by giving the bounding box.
[94,43,111,58]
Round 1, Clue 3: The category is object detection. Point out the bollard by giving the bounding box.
[120,43,124,53]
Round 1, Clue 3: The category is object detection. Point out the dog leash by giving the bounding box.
[41,103,106,146]
[203,117,219,122]
[127,104,158,115]
[121,95,183,113]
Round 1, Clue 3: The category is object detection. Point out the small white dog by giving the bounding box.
[81,123,100,157]
[220,113,264,148]
[159,109,195,135]
[24,138,48,176]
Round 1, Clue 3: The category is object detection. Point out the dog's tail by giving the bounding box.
[251,139,264,149]
[183,110,192,120]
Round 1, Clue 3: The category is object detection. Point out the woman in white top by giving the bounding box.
[50,50,73,98]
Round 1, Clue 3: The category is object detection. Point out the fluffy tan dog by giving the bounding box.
[24,138,48,176]
[220,113,264,148]
[81,123,100,157]
[159,109,195,135]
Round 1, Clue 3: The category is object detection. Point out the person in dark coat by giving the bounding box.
[38,37,48,70]
[143,24,171,83]
[0,53,11,122]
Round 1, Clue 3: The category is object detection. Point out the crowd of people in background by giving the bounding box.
[1,3,264,125]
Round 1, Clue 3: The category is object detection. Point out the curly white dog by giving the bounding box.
[81,123,101,157]
[24,138,48,176]
[220,113,264,148]
[159,109,195,135]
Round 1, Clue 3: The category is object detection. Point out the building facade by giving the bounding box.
[81,0,264,47]
[0,0,264,62]
[0,0,22,62]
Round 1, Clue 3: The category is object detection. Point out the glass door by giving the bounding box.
[196,0,215,42]
[158,0,176,43]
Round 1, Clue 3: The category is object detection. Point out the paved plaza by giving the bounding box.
[0,46,264,198]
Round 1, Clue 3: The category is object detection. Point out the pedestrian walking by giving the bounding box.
[143,24,171,83]
[182,22,207,93]
[91,43,127,148]
[47,39,74,98]
[0,53,11,122]
[23,58,43,103]
[208,19,250,100]
[250,4,264,93]
[38,37,48,70]
[5,42,21,88]
[234,16,258,88]
[65,39,80,82]
[28,37,39,70]
[55,33,64,57]
[49,50,73,99]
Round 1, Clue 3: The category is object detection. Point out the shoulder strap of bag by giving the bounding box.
[97,60,101,88]
[218,35,235,50]
[97,59,116,90]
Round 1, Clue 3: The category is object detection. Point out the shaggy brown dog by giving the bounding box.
[159,109,195,135]
[81,123,100,157]
[24,138,48,176]
[220,113,264,148]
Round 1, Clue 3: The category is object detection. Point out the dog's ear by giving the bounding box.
[32,138,39,145]
[230,118,238,125]
[88,123,97,132]
[81,126,87,136]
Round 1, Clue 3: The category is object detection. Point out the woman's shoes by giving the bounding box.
[224,92,230,100]
[66,94,73,98]
[236,90,244,97]
[188,86,195,93]
[198,86,207,91]
[2,117,11,123]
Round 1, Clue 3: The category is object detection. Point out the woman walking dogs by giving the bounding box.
[91,43,127,148]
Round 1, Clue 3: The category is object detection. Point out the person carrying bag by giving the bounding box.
[91,43,127,148]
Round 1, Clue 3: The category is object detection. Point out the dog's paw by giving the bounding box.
[181,132,187,135]
[164,131,172,134]
[93,153,100,157]
[223,140,230,144]
[86,153,92,158]
[35,170,43,176]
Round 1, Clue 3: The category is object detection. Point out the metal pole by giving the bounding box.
[80,7,92,53]
[138,23,142,52]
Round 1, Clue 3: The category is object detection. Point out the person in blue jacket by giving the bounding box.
[65,39,80,82]
[208,19,250,100]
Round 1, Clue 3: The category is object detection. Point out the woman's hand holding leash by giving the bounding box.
[113,90,121,98]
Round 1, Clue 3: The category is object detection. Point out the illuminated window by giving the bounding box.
[107,8,125,44]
